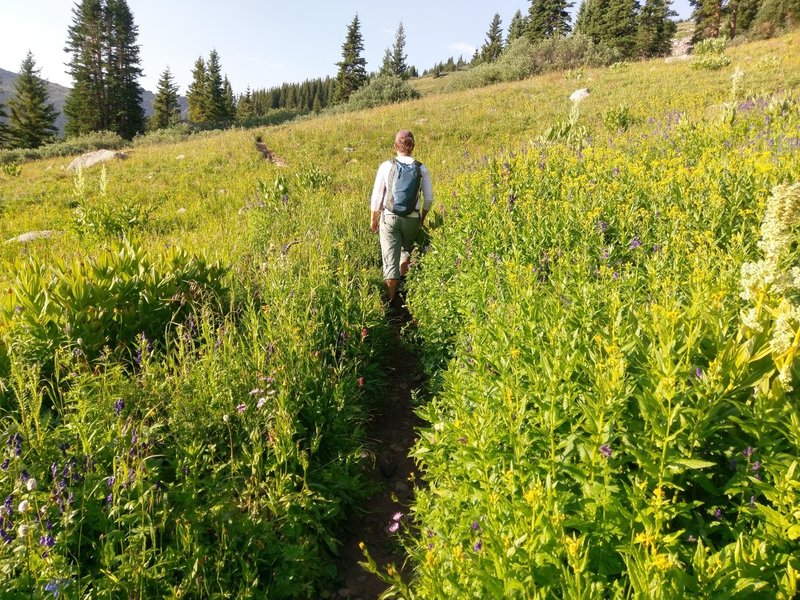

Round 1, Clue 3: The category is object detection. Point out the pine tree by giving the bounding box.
[603,0,641,57]
[380,47,394,76]
[204,50,226,123]
[64,0,106,136]
[64,0,143,139]
[152,67,180,129]
[0,78,9,148]
[105,0,144,138]
[236,87,255,121]
[507,9,528,42]
[390,22,409,78]
[480,14,505,62]
[223,76,236,121]
[7,52,58,149]
[691,0,723,41]
[636,0,678,57]
[333,14,368,103]
[528,0,574,40]
[187,57,207,123]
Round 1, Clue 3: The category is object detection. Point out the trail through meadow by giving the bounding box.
[332,306,423,599]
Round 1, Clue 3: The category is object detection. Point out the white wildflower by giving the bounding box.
[26,478,37,492]
[741,308,763,333]
[17,524,28,537]
[18,500,29,513]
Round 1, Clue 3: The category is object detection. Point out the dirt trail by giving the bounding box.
[331,308,423,599]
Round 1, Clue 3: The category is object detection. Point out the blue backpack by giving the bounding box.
[385,159,422,216]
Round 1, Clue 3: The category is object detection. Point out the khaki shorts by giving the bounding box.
[379,211,420,280]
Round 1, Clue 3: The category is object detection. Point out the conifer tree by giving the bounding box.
[223,76,236,121]
[205,50,226,123]
[507,9,528,42]
[333,14,368,103]
[390,22,409,78]
[528,0,574,40]
[636,0,678,56]
[105,0,144,138]
[480,14,505,62]
[0,79,9,148]
[152,67,180,129]
[237,87,255,120]
[7,52,58,149]
[690,0,723,41]
[380,47,394,76]
[603,0,641,57]
[187,57,207,123]
[64,0,106,136]
[64,0,144,139]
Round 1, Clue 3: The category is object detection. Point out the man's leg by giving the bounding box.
[379,213,403,304]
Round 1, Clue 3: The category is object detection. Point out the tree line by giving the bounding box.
[1,0,797,151]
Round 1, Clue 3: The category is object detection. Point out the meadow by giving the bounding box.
[0,32,799,597]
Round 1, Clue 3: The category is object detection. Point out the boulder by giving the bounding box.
[5,230,62,244]
[67,149,127,171]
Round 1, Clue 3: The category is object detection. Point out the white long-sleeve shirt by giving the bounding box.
[370,155,433,214]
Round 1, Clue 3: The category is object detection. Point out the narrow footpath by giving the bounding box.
[331,308,424,599]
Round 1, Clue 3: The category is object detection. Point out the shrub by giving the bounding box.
[693,37,729,55]
[0,239,228,378]
[345,75,421,110]
[447,35,619,91]
[603,104,642,132]
[0,131,126,164]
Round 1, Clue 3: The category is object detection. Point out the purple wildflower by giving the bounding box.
[652,244,662,253]
[39,535,55,547]
[596,220,608,233]
[106,476,115,487]
[743,447,754,458]
[751,461,761,472]
[392,512,404,522]
[113,399,124,417]
[629,237,642,250]
[237,403,247,413]
[471,520,480,532]
[749,495,756,507]
[388,521,400,533]
[600,444,612,459]
[473,539,483,552]
[695,367,703,379]
[0,459,7,470]
[714,508,723,519]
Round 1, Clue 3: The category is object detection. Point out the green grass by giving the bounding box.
[0,29,798,598]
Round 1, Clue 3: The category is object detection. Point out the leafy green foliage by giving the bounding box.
[6,52,58,149]
[345,75,421,111]
[0,239,227,375]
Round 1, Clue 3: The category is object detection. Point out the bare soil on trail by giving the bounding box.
[331,308,424,600]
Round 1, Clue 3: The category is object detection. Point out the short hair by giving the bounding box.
[395,130,415,154]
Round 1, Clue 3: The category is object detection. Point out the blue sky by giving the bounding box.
[1,1,693,95]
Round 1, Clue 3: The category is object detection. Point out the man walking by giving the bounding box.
[370,130,434,307]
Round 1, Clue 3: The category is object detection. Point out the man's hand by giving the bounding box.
[370,210,380,233]
[370,221,379,233]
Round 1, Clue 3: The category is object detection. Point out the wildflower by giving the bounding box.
[105,493,113,504]
[695,367,703,378]
[471,520,480,531]
[600,444,612,458]
[714,508,723,519]
[17,524,28,537]
[222,414,229,423]
[358,541,365,551]
[473,539,483,552]
[357,377,365,388]
[652,244,662,253]
[388,521,400,533]
[0,459,7,470]
[4,495,13,515]
[596,220,608,233]
[18,500,29,513]
[751,460,761,472]
[743,446,754,458]
[629,237,642,249]
[361,327,368,341]
[113,399,124,417]
[257,397,267,409]
[106,476,115,487]
[392,512,404,522]
[237,403,247,413]
[39,534,55,547]
[44,580,62,598]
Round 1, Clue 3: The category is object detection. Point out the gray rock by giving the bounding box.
[67,149,127,171]
[5,230,62,244]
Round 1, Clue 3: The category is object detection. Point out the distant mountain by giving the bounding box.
[0,67,187,136]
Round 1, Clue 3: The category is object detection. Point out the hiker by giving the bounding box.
[370,129,433,307]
